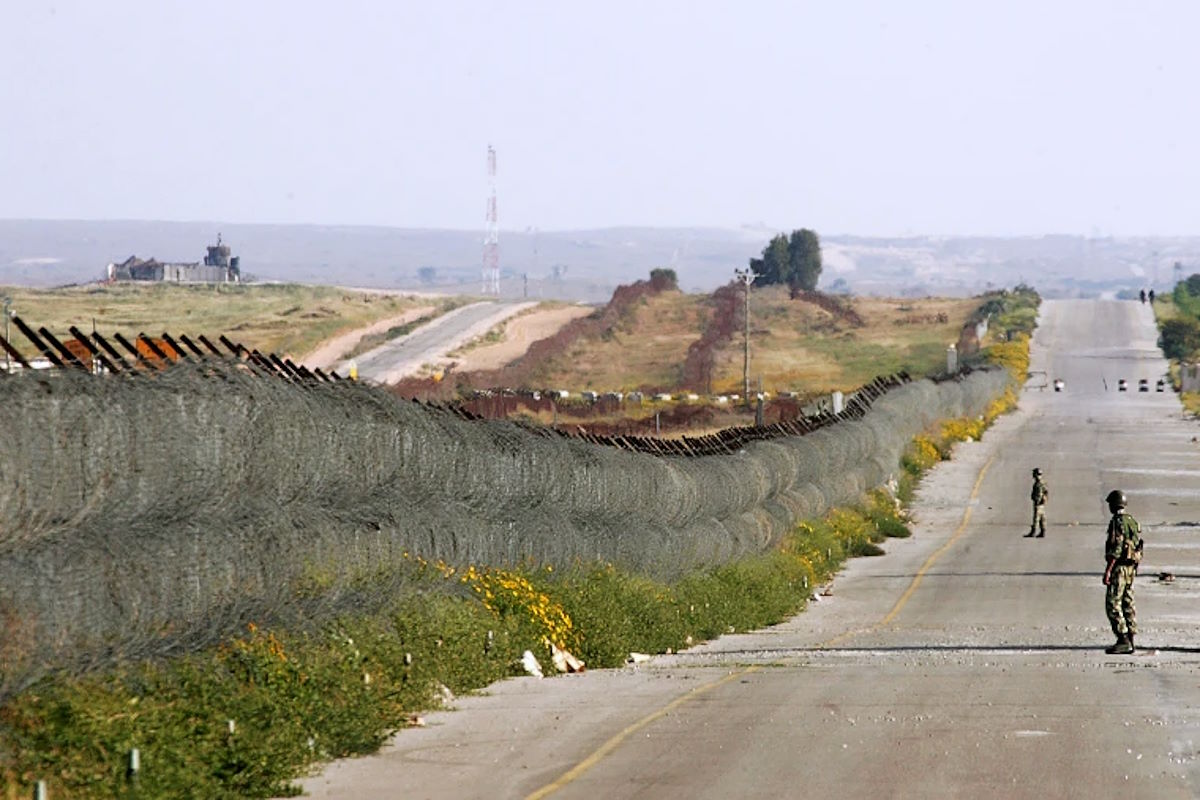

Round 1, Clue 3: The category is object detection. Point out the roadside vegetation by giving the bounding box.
[975,287,1039,374]
[976,283,1040,340]
[1153,275,1200,415]
[0,283,444,361]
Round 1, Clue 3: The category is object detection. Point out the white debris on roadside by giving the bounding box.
[551,643,586,673]
[521,650,544,678]
[628,652,652,664]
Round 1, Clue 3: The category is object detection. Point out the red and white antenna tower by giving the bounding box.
[482,145,500,295]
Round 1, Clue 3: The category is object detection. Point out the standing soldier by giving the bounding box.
[1025,468,1048,538]
[1103,489,1143,654]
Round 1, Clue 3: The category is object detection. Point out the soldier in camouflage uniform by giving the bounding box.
[1025,467,1048,537]
[1103,489,1143,654]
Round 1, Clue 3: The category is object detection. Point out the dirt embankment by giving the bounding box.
[680,283,742,392]
[791,290,865,327]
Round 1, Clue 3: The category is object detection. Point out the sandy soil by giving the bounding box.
[299,306,435,369]
[447,304,593,372]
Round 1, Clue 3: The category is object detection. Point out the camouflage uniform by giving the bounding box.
[1027,472,1048,537]
[1104,509,1141,639]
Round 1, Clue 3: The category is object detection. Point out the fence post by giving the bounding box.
[128,747,140,787]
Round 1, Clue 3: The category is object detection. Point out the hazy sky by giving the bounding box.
[4,1,1200,236]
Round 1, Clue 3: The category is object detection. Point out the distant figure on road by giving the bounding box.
[1103,489,1143,654]
[1140,289,1147,303]
[1149,289,1156,303]
[1025,467,1048,538]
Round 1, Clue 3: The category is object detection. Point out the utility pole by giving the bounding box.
[482,145,500,295]
[734,267,755,406]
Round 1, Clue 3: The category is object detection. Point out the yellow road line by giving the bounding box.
[821,452,995,648]
[527,453,994,798]
[525,665,759,799]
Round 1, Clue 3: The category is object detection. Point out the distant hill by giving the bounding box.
[1,219,1195,299]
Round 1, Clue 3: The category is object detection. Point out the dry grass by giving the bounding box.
[725,290,979,392]
[1152,295,1181,323]
[533,291,708,391]
[0,282,438,360]
[1183,392,1200,418]
[526,287,977,394]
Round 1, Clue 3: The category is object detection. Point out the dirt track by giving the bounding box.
[298,307,435,370]
[449,305,594,372]
[300,303,591,379]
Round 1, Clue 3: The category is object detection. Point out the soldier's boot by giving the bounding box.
[1035,528,1045,538]
[1024,529,1036,538]
[1106,634,1133,655]
[1127,632,1136,653]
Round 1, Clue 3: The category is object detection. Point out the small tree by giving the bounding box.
[1160,317,1200,360]
[1173,280,1200,319]
[787,228,822,295]
[417,266,437,284]
[649,268,678,290]
[749,229,821,292]
[750,234,791,286]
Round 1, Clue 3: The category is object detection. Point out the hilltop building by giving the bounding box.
[107,235,241,283]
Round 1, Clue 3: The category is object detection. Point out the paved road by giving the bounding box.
[302,299,1200,799]
[339,300,534,384]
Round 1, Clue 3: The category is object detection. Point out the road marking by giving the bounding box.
[820,452,996,648]
[526,453,994,798]
[524,666,759,799]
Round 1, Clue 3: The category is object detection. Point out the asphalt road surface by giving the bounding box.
[339,301,534,384]
[302,298,1200,799]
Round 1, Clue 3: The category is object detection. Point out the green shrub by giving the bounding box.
[546,565,687,668]
[1160,317,1200,360]
[0,589,540,799]
[862,490,911,538]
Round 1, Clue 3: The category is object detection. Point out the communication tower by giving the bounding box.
[483,145,500,295]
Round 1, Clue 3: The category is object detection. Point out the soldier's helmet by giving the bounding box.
[1105,489,1127,509]
[1032,468,1042,476]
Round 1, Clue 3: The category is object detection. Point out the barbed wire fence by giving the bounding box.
[0,352,1008,699]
